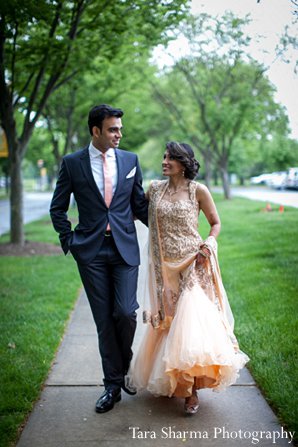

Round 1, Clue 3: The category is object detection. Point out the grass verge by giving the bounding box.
[0,197,297,445]
[200,195,298,441]
[0,214,81,447]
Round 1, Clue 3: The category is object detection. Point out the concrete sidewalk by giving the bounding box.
[16,223,293,447]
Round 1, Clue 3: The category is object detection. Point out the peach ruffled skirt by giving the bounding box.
[127,282,249,397]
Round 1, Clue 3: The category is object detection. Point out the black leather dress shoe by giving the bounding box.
[95,388,121,413]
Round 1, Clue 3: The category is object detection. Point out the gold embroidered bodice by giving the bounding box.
[150,180,202,261]
[143,180,239,352]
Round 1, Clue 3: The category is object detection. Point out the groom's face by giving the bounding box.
[92,116,122,152]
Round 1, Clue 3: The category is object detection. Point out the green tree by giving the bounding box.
[25,126,56,186]
[42,78,89,170]
[152,13,290,198]
[41,50,158,171]
[0,0,189,244]
[259,135,298,172]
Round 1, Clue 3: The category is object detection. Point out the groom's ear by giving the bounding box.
[92,126,101,137]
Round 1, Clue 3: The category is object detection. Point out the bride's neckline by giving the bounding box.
[164,180,191,203]
[161,198,192,205]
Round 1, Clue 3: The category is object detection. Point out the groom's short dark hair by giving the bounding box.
[88,104,124,135]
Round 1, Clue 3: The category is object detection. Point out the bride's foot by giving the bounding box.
[184,392,199,414]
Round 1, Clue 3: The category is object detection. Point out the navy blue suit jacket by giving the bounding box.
[50,146,148,266]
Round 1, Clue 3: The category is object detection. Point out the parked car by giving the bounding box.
[285,167,298,189]
[266,171,287,189]
[250,173,273,185]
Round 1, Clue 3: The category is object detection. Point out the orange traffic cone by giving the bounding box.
[265,203,272,212]
[279,205,284,213]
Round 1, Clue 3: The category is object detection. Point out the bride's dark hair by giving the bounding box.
[165,142,200,180]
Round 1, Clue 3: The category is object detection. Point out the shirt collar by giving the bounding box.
[88,142,116,160]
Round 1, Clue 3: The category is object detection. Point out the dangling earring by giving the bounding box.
[182,170,185,177]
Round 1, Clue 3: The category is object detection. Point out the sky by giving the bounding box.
[155,0,298,138]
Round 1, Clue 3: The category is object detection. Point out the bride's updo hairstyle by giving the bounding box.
[165,141,200,180]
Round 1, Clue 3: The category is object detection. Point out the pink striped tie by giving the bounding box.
[102,152,112,230]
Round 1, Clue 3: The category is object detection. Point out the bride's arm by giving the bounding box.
[196,184,221,263]
[196,183,221,239]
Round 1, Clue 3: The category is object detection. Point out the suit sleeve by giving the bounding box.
[49,158,74,254]
[131,156,148,227]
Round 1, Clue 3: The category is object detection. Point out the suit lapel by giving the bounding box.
[112,149,126,203]
[80,147,106,206]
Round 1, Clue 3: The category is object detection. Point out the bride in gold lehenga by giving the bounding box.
[126,141,249,414]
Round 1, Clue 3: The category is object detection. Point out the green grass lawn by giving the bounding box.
[0,197,297,446]
[0,213,81,447]
[199,195,298,441]
[0,192,8,200]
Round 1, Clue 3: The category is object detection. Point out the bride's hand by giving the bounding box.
[196,252,207,265]
[196,244,211,265]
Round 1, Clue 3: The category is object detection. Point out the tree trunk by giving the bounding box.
[203,154,212,190]
[213,169,218,186]
[10,147,24,244]
[219,164,231,199]
[239,175,245,186]
[52,138,62,171]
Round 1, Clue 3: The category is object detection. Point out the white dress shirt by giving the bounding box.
[88,143,118,199]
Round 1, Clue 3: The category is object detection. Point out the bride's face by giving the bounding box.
[162,151,184,177]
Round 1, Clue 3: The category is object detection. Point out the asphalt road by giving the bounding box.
[211,186,298,208]
[0,192,53,236]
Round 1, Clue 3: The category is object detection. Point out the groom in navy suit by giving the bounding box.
[50,104,148,413]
